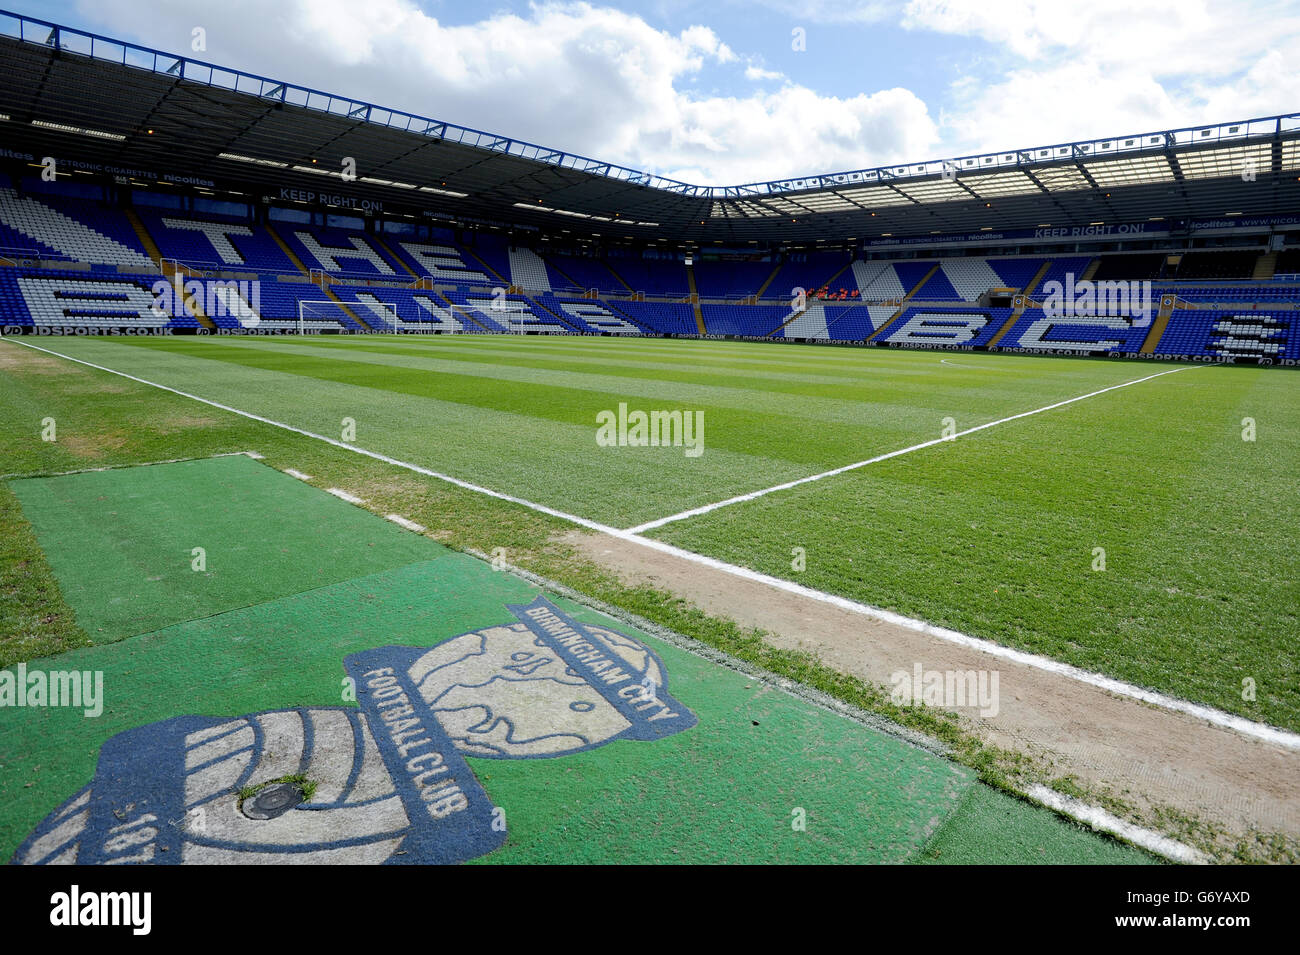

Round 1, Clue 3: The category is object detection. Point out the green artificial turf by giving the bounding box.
[0,454,1151,864]
[9,454,445,641]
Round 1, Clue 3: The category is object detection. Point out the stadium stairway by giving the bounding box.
[985,295,1030,347]
[601,258,637,295]
[539,253,586,293]
[372,235,420,279]
[766,299,807,336]
[122,208,163,265]
[1079,258,1101,282]
[1140,295,1177,354]
[980,259,1051,346]
[307,273,373,330]
[863,262,941,341]
[1023,259,1055,297]
[1253,251,1278,280]
[260,224,372,329]
[324,286,372,330]
[462,245,511,288]
[174,270,216,330]
[821,259,860,298]
[754,262,783,300]
[263,225,312,276]
[685,262,707,334]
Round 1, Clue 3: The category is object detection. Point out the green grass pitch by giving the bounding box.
[2,334,1296,734]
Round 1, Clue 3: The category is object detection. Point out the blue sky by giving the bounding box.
[8,0,1299,185]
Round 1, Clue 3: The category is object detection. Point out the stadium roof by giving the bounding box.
[1,10,1299,245]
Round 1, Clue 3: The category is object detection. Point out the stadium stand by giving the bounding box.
[606,252,689,296]
[507,246,552,291]
[1,178,1298,363]
[1030,257,1094,296]
[142,212,295,273]
[0,189,154,269]
[390,241,492,286]
[542,252,628,295]
[1092,253,1167,281]
[1173,250,1259,280]
[281,226,403,278]
[692,259,778,299]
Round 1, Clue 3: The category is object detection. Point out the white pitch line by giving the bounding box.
[8,338,1295,752]
[940,357,1005,370]
[4,338,616,535]
[1,450,255,481]
[1025,785,1207,864]
[326,488,365,504]
[284,468,312,481]
[385,513,426,532]
[605,530,1300,751]
[624,365,1196,534]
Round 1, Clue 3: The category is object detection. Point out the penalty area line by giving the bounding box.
[624,364,1197,534]
[9,339,1293,752]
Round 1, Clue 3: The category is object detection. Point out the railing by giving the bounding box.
[159,257,211,278]
[0,245,77,266]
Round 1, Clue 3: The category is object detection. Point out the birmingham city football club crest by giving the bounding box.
[12,597,696,865]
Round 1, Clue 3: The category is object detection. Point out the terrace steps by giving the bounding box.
[123,208,162,264]
[175,272,216,330]
[1253,251,1278,280]
[462,246,510,286]
[264,225,312,276]
[373,235,419,278]
[766,301,808,337]
[685,262,706,334]
[986,296,1029,347]
[864,262,939,342]
[540,253,586,292]
[754,262,783,300]
[1139,295,1177,354]
[602,259,636,294]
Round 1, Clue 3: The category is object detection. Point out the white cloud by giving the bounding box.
[751,0,1300,156]
[744,64,786,82]
[69,0,1299,185]
[77,0,938,185]
[908,0,1300,151]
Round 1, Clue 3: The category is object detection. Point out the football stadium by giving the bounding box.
[0,3,1296,886]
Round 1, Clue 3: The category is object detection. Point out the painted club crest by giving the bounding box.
[12,597,695,865]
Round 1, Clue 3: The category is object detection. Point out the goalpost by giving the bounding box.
[297,299,398,334]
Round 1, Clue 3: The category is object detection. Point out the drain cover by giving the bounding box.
[242,783,306,820]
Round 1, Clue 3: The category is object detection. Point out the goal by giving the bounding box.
[296,299,396,334]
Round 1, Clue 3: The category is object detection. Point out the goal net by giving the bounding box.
[295,299,386,334]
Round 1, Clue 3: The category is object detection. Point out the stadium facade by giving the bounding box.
[0,10,1297,364]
